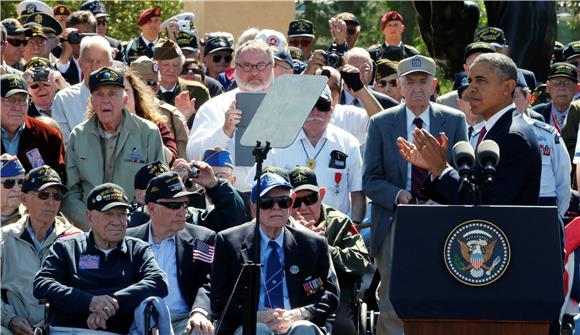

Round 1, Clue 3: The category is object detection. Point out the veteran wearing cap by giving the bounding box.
[22,56,69,118]
[33,183,168,334]
[127,171,216,334]
[0,154,26,226]
[153,39,210,120]
[1,165,80,335]
[127,160,170,228]
[0,73,66,178]
[211,172,339,335]
[124,6,164,64]
[367,11,420,62]
[364,54,467,335]
[22,12,62,61]
[62,67,165,230]
[20,22,48,61]
[1,19,32,72]
[287,19,316,60]
[373,59,400,102]
[288,166,371,335]
[563,41,580,99]
[202,32,235,85]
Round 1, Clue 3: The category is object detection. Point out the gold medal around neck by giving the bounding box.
[306,159,316,169]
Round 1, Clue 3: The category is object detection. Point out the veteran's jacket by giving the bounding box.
[62,109,165,230]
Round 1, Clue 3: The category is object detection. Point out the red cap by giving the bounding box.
[380,11,403,31]
[138,7,161,26]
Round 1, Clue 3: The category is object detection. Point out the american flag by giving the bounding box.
[192,239,215,263]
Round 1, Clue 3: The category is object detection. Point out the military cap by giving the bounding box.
[476,27,506,48]
[175,30,198,52]
[138,7,161,26]
[203,32,234,56]
[17,0,52,17]
[289,167,319,193]
[88,67,124,93]
[457,77,469,98]
[152,39,183,60]
[548,62,578,83]
[87,183,130,211]
[0,154,25,178]
[464,42,495,61]
[1,19,32,37]
[22,165,67,193]
[134,160,169,190]
[336,12,359,26]
[375,59,398,80]
[53,4,71,16]
[145,171,195,204]
[1,74,28,97]
[287,19,315,38]
[131,56,159,79]
[24,57,51,72]
[380,11,403,31]
[563,41,580,61]
[274,48,294,68]
[80,0,109,18]
[24,22,47,39]
[23,12,62,36]
[203,148,233,169]
[398,55,436,77]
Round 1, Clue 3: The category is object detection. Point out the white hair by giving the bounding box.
[79,35,113,62]
[344,47,372,64]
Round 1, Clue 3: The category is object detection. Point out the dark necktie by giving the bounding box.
[162,90,174,103]
[147,42,154,54]
[476,126,487,149]
[264,241,284,309]
[468,126,474,140]
[39,109,51,117]
[411,118,428,200]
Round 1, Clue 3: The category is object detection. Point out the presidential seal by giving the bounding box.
[444,220,510,286]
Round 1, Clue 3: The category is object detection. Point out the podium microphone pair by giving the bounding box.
[452,140,500,186]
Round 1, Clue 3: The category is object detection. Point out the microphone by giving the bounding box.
[452,141,475,186]
[476,140,500,185]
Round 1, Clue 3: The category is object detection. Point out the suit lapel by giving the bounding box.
[392,105,408,181]
[283,228,302,309]
[429,104,445,137]
[240,223,259,265]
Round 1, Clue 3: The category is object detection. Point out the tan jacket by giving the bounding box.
[0,215,81,327]
[158,99,189,159]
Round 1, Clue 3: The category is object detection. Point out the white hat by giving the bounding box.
[256,29,288,52]
[17,0,52,17]
[160,12,195,31]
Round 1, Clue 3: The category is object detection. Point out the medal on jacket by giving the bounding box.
[334,172,342,194]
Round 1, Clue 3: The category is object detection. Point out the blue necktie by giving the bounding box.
[264,241,284,309]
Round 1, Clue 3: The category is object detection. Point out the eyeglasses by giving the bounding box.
[1,97,29,108]
[376,79,397,88]
[212,54,233,63]
[181,67,203,76]
[30,82,50,90]
[35,191,63,201]
[236,62,272,72]
[259,196,292,209]
[97,19,107,26]
[292,192,319,208]
[289,39,313,48]
[155,201,188,209]
[146,80,159,88]
[314,98,332,112]
[550,79,575,88]
[346,28,357,35]
[6,39,28,47]
[1,179,23,189]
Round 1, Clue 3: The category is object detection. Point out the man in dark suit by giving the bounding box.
[363,54,467,335]
[211,173,339,335]
[398,52,541,206]
[127,170,215,334]
[0,74,65,179]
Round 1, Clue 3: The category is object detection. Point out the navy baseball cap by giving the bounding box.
[87,183,130,211]
[251,172,292,203]
[134,160,169,190]
[88,67,124,93]
[1,74,28,98]
[22,165,67,193]
[145,171,195,204]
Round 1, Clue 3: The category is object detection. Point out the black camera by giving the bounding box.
[68,31,83,44]
[188,163,200,179]
[324,43,344,68]
[32,67,49,82]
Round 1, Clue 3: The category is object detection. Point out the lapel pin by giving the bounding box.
[290,265,299,274]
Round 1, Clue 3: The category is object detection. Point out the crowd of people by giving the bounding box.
[1,1,580,334]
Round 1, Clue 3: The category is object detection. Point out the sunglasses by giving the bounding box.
[376,79,397,88]
[181,67,203,75]
[146,80,159,88]
[30,82,50,90]
[292,192,319,208]
[155,201,188,209]
[212,54,233,63]
[314,98,332,112]
[346,28,357,35]
[259,196,292,210]
[97,20,107,26]
[35,191,63,201]
[289,39,312,47]
[7,39,28,47]
[1,179,23,189]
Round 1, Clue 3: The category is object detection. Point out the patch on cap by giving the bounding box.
[476,27,506,47]
[397,55,436,77]
[548,62,578,83]
[22,165,66,193]
[289,166,319,193]
[287,19,315,38]
[87,183,130,211]
[88,67,124,93]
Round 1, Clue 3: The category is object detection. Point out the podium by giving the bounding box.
[390,205,564,335]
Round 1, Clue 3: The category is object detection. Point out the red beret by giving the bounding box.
[138,7,161,26]
[380,11,403,31]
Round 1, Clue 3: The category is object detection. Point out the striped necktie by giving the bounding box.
[264,241,284,309]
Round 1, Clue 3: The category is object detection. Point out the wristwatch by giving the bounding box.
[299,307,312,321]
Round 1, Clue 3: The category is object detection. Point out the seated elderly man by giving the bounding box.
[212,173,339,335]
[0,154,26,226]
[62,66,165,231]
[288,167,372,335]
[33,183,168,334]
[1,165,80,335]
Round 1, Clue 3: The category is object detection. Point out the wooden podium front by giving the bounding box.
[403,319,551,335]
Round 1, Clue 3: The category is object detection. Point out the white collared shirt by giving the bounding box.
[141,34,159,48]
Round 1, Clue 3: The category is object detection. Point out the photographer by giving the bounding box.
[22,57,69,118]
[56,10,97,85]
